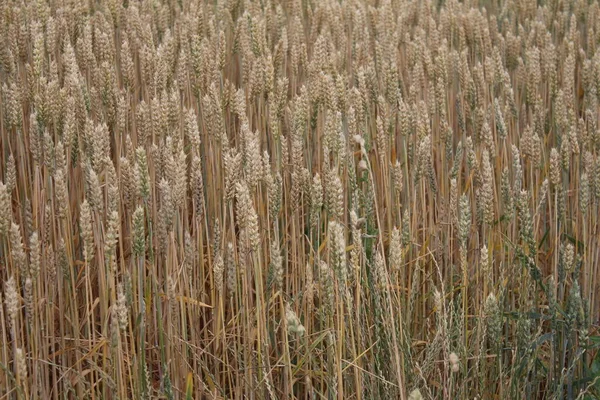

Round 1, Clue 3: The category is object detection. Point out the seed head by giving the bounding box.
[10,223,27,276]
[132,206,145,257]
[105,211,120,257]
[310,173,323,227]
[459,195,471,244]
[236,181,260,251]
[484,292,503,349]
[319,260,334,313]
[6,154,16,192]
[580,172,590,214]
[80,200,94,263]
[213,253,224,295]
[15,348,27,381]
[389,227,403,273]
[29,232,40,279]
[135,148,150,200]
[481,149,494,224]
[0,182,11,234]
[481,245,490,275]
[4,276,19,323]
[563,243,575,272]
[328,221,347,283]
[393,160,404,196]
[116,283,128,331]
[270,239,283,290]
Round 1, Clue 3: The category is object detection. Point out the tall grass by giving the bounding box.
[0,0,599,398]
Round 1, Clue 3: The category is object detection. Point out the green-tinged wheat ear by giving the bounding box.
[132,206,145,257]
[484,293,502,351]
[269,171,283,221]
[135,148,150,201]
[310,173,322,228]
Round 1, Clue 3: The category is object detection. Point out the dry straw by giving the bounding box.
[0,0,598,398]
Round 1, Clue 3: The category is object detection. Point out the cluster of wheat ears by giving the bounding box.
[1,0,600,398]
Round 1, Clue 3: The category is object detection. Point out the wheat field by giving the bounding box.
[0,0,599,398]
